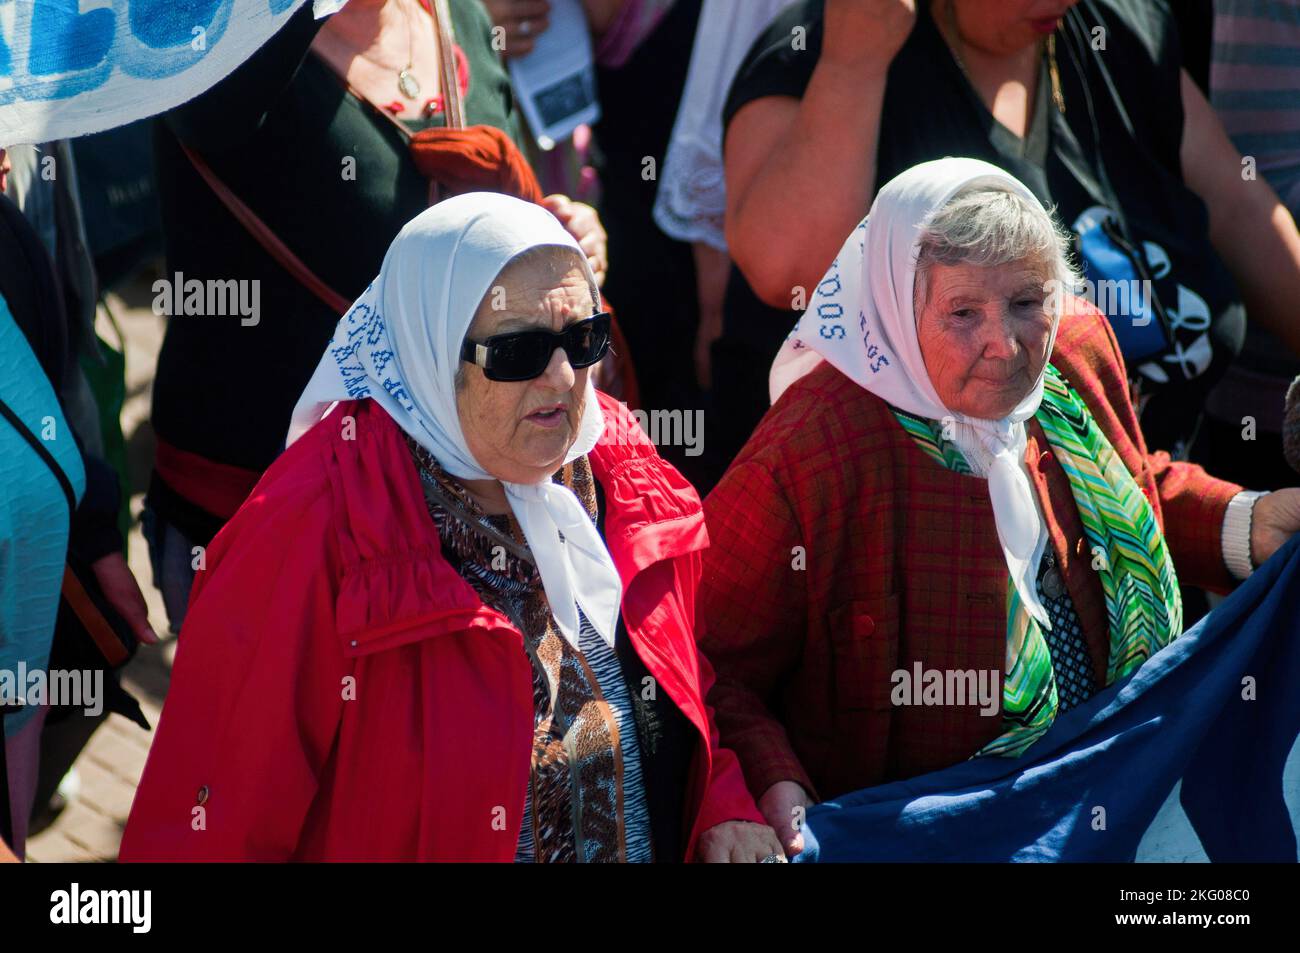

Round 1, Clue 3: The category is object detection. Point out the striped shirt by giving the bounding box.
[1211,0,1300,213]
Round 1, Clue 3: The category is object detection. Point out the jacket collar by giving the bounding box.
[587,391,709,587]
[326,394,706,655]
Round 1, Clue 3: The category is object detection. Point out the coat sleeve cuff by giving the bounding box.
[729,722,818,805]
[692,746,768,837]
[1151,455,1243,594]
[1222,490,1268,581]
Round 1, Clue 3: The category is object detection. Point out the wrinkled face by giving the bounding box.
[949,0,1080,55]
[456,254,596,485]
[916,258,1055,420]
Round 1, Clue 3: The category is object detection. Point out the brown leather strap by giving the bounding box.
[180,144,353,316]
[429,0,465,129]
[62,567,130,668]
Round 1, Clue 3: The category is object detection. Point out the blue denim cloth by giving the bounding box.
[795,535,1300,863]
[140,502,197,636]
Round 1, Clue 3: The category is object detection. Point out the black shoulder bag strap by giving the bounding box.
[0,397,77,516]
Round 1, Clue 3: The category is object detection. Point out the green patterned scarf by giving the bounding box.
[892,364,1182,757]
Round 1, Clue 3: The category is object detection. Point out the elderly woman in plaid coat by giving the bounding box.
[697,158,1300,857]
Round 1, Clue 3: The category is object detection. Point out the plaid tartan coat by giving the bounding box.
[697,302,1244,803]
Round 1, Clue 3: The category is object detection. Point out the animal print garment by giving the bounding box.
[405,436,644,862]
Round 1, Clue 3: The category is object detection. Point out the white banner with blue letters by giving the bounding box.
[0,0,344,146]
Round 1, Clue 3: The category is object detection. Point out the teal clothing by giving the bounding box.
[0,295,85,736]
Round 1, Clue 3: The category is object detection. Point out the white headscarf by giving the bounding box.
[287,192,621,649]
[770,158,1061,627]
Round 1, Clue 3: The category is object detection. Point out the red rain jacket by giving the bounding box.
[121,393,762,861]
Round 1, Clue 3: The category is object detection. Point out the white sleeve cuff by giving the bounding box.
[1222,490,1268,581]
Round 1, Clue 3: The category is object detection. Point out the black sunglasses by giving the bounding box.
[460,312,612,382]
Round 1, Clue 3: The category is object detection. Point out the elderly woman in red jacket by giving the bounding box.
[121,193,780,863]
[697,158,1300,858]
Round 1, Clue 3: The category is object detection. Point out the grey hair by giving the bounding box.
[912,184,1081,319]
[456,245,598,391]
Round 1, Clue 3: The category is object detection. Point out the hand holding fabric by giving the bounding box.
[696,819,785,863]
[1251,487,1300,568]
[758,779,812,857]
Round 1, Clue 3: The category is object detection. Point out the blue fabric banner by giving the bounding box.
[796,535,1300,863]
[0,0,345,146]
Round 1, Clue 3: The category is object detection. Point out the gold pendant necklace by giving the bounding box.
[1046,34,1066,115]
[943,1,1064,117]
[397,68,420,100]
[396,0,420,100]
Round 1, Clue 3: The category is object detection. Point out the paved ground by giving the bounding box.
[26,271,174,863]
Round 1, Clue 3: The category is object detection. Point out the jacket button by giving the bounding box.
[350,640,358,648]
[196,785,209,805]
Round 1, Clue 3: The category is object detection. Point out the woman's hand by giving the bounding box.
[1250,487,1300,568]
[91,551,160,645]
[822,0,916,72]
[758,779,811,857]
[542,193,608,287]
[696,819,786,862]
[482,0,552,59]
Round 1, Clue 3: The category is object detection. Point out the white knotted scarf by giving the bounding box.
[287,192,621,648]
[770,158,1061,627]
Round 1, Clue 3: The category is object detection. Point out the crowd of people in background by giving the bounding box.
[4,0,1300,863]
